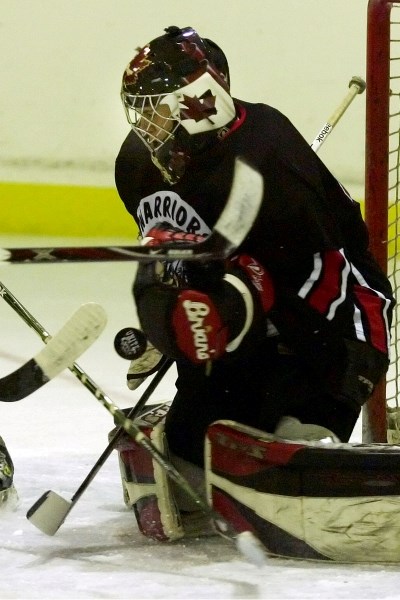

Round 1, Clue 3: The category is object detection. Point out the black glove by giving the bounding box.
[133,251,275,365]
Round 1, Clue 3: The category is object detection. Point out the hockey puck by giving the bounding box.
[113,327,147,360]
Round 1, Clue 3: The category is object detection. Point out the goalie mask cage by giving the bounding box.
[364,0,400,442]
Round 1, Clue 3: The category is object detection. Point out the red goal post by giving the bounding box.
[364,0,400,442]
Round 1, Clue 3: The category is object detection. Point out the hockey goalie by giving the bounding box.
[112,26,395,561]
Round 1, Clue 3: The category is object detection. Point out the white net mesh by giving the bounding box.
[386,3,400,441]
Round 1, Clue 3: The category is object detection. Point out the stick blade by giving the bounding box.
[35,302,107,380]
[0,303,108,402]
[27,490,72,535]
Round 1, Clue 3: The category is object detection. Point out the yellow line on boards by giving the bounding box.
[1,182,368,249]
[0,182,139,238]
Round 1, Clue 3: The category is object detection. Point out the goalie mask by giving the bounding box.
[121,26,236,184]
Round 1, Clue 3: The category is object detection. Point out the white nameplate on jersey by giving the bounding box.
[137,191,211,238]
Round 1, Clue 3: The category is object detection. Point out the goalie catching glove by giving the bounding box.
[133,225,275,365]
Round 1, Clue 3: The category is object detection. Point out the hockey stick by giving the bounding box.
[0,157,263,265]
[47,381,266,565]
[0,302,107,402]
[29,360,266,564]
[0,281,147,397]
[0,79,364,266]
[310,75,366,152]
[0,282,173,531]
[26,358,173,536]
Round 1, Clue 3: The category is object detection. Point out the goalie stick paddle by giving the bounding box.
[0,157,263,265]
[0,302,107,402]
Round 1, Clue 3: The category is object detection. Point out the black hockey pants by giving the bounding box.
[164,336,387,467]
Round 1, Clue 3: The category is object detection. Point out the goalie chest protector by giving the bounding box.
[205,420,400,563]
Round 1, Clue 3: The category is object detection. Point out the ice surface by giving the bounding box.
[0,236,398,600]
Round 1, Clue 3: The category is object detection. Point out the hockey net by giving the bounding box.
[365,0,400,442]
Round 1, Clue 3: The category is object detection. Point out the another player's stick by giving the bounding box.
[0,302,107,401]
[0,157,263,265]
[0,80,365,266]
[27,348,266,564]
[310,75,366,152]
[26,358,172,536]
[0,282,172,529]
[34,377,266,565]
[0,281,146,401]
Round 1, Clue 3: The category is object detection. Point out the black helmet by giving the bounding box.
[121,26,236,184]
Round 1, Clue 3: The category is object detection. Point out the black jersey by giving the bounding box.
[115,100,395,360]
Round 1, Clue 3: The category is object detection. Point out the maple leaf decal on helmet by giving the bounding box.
[180,91,217,123]
[124,47,152,85]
